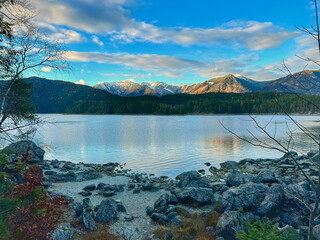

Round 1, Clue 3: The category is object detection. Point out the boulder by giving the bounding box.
[226,170,245,187]
[83,184,96,192]
[95,199,118,223]
[154,193,178,213]
[177,176,210,188]
[175,187,213,205]
[117,202,127,213]
[175,171,201,180]
[216,211,258,240]
[3,140,45,164]
[170,215,181,226]
[51,159,60,168]
[83,211,96,231]
[281,151,298,159]
[255,170,278,184]
[51,223,73,240]
[141,182,159,192]
[219,183,268,213]
[82,198,96,230]
[220,161,238,169]
[151,213,168,224]
[146,206,154,216]
[283,184,312,215]
[257,184,284,216]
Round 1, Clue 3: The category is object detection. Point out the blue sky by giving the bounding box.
[29,0,319,86]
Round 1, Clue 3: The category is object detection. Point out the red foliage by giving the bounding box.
[8,195,67,240]
[11,165,45,197]
[20,147,31,164]
[5,151,68,239]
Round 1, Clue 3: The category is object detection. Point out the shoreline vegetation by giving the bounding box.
[1,141,319,239]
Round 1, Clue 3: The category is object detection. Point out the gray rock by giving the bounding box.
[83,211,96,231]
[76,170,101,181]
[51,223,73,240]
[307,150,318,158]
[170,215,181,226]
[226,170,245,187]
[83,184,96,192]
[216,211,258,240]
[164,205,177,215]
[220,161,238,169]
[255,170,278,183]
[141,182,159,191]
[97,182,106,190]
[51,159,60,168]
[133,188,140,194]
[204,162,211,166]
[146,206,154,216]
[212,182,227,193]
[44,171,56,176]
[62,162,76,170]
[95,199,118,223]
[167,212,178,220]
[281,151,298,159]
[103,190,115,197]
[257,184,284,216]
[151,213,168,224]
[154,193,178,213]
[79,191,92,197]
[177,176,210,188]
[313,224,320,240]
[283,183,312,215]
[117,202,127,212]
[175,187,213,205]
[73,202,83,217]
[124,214,134,222]
[175,171,201,180]
[3,140,45,164]
[46,171,77,182]
[219,183,268,212]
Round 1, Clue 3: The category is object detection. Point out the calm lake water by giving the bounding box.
[33,114,320,177]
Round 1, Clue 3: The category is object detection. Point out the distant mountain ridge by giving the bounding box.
[94,74,269,96]
[258,70,320,95]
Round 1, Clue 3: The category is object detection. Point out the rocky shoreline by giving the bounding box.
[2,140,320,240]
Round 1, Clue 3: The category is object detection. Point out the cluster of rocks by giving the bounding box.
[4,141,320,240]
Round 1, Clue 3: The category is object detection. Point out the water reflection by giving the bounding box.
[31,114,320,177]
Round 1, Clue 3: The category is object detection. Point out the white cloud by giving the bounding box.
[113,21,298,50]
[33,0,297,50]
[100,72,152,79]
[75,79,86,85]
[92,36,104,46]
[38,22,84,43]
[41,66,51,72]
[65,50,281,80]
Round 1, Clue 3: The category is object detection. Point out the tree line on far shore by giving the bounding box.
[65,92,320,115]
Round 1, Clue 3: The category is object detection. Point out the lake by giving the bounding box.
[33,114,320,177]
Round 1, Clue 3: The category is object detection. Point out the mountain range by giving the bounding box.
[94,70,320,97]
[18,69,320,114]
[94,74,267,96]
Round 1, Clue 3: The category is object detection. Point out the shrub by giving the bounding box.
[0,150,68,240]
[236,218,292,240]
